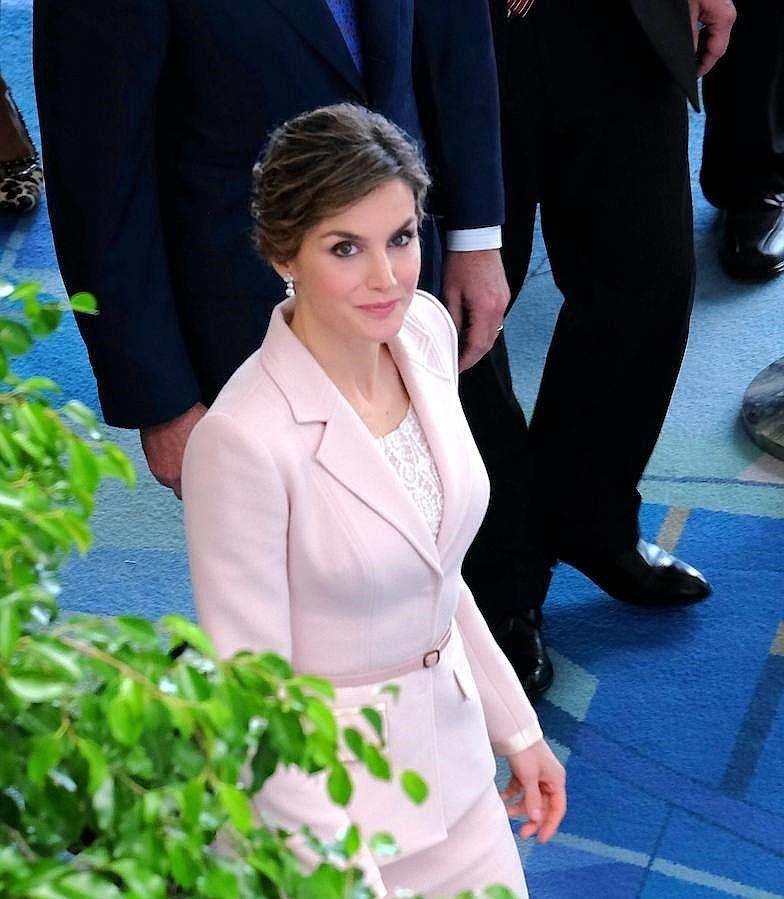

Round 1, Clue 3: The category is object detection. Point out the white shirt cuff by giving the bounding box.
[445,225,502,252]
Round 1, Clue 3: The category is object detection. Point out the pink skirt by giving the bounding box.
[379,781,529,897]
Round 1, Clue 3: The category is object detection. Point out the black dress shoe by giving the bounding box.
[719,194,784,281]
[489,609,554,700]
[560,540,712,608]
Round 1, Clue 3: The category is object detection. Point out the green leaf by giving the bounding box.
[0,426,19,465]
[257,652,293,680]
[204,866,240,899]
[166,842,198,889]
[0,482,25,510]
[108,859,166,899]
[27,734,63,787]
[249,739,279,792]
[368,831,398,857]
[107,678,146,746]
[217,782,253,834]
[363,744,391,781]
[400,769,429,805]
[69,292,98,315]
[161,614,215,658]
[290,674,335,700]
[61,399,101,437]
[379,683,401,699]
[174,664,212,701]
[360,706,384,742]
[67,438,101,494]
[484,887,520,899]
[98,443,136,485]
[0,318,33,355]
[58,870,123,899]
[77,738,109,796]
[30,304,63,337]
[15,375,60,394]
[6,673,71,703]
[178,779,204,828]
[305,698,337,742]
[26,638,83,681]
[0,605,21,659]
[342,823,361,858]
[92,773,115,830]
[114,615,159,649]
[342,727,365,761]
[59,510,93,554]
[304,863,347,899]
[327,763,352,806]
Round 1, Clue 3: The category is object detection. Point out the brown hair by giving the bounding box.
[251,103,430,263]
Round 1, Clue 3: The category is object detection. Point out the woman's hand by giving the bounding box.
[501,740,566,842]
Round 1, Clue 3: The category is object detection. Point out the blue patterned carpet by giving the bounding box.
[3,1,783,895]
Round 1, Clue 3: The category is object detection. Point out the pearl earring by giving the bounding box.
[283,273,296,298]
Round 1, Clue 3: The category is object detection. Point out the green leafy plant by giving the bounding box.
[0,281,516,899]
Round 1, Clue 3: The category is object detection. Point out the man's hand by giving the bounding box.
[689,0,736,77]
[502,739,567,843]
[441,248,510,371]
[140,402,207,498]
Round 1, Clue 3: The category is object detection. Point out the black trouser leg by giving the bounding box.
[460,2,554,619]
[701,0,784,208]
[460,0,695,615]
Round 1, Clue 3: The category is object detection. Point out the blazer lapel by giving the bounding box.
[260,303,442,575]
[265,0,364,95]
[388,318,472,563]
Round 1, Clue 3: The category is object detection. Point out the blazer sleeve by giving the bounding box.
[181,412,386,896]
[33,0,201,428]
[412,0,505,231]
[456,582,543,756]
[417,292,544,755]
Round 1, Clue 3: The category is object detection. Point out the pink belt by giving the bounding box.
[325,624,453,688]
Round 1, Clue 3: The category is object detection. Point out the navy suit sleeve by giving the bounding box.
[412,0,505,231]
[34,0,202,428]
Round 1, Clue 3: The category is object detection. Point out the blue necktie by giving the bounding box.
[324,0,363,72]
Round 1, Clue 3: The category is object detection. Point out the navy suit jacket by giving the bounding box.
[34,0,503,427]
[629,0,700,108]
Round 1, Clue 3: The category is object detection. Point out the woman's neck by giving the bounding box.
[290,311,409,436]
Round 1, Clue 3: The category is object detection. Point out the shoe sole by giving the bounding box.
[719,251,784,283]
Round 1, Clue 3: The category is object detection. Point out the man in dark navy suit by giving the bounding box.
[459,0,736,698]
[701,0,784,280]
[34,0,509,497]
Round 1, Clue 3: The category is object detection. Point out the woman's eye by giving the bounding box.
[332,241,358,257]
[390,230,415,247]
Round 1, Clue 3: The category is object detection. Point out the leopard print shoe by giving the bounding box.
[0,79,43,213]
[0,155,44,212]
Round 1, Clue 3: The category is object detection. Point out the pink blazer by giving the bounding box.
[182,290,542,891]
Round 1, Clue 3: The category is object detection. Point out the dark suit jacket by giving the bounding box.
[34,0,503,427]
[629,0,699,107]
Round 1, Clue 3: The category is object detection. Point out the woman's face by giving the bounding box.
[278,178,421,346]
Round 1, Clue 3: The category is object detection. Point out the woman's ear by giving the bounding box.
[269,259,291,280]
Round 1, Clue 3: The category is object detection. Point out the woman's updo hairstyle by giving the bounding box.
[251,103,431,264]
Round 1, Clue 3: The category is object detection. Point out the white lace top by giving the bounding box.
[377,405,444,538]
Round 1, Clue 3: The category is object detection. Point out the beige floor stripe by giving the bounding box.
[655,505,689,554]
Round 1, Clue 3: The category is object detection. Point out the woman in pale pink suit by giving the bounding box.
[182,104,565,897]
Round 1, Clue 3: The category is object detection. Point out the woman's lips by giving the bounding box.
[358,299,399,315]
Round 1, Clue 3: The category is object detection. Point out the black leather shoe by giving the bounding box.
[560,540,712,608]
[489,609,554,700]
[719,194,784,281]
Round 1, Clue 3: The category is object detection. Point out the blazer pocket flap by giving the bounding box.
[453,654,480,703]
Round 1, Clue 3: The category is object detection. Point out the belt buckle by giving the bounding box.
[422,648,440,668]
